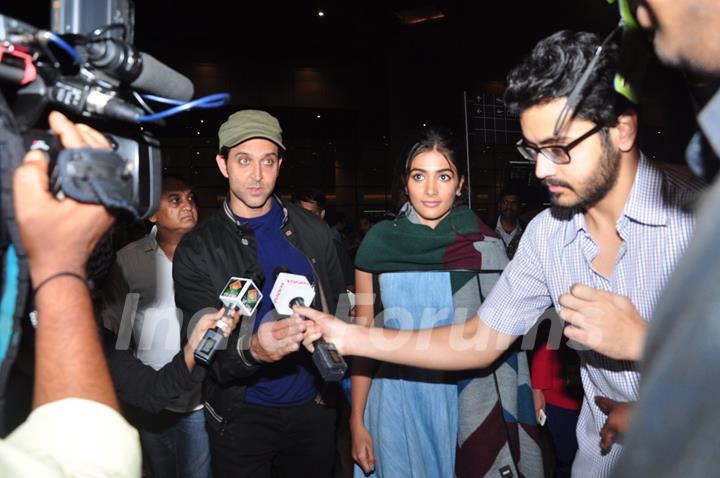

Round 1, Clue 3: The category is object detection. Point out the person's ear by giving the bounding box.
[456,176,465,197]
[613,109,638,153]
[216,154,229,178]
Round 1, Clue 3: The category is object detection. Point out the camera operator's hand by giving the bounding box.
[13,111,114,285]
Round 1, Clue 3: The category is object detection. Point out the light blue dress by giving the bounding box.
[356,271,458,478]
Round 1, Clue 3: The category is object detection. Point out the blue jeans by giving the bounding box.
[140,408,212,478]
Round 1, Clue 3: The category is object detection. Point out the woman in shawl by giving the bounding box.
[349,130,542,478]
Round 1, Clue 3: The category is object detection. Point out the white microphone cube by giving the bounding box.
[270,272,315,316]
[218,277,263,316]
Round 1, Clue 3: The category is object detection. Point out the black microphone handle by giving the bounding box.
[289,297,347,381]
[194,305,237,366]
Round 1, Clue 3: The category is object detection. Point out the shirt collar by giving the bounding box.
[495,216,520,234]
[563,153,666,247]
[622,153,668,227]
[141,225,159,253]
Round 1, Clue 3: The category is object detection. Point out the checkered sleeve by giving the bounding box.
[478,222,553,336]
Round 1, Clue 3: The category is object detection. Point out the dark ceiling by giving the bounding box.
[5,1,619,82]
[133,0,619,80]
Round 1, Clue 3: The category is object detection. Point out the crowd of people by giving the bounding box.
[2,1,720,477]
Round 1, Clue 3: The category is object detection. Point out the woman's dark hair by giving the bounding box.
[398,129,467,207]
[504,30,632,127]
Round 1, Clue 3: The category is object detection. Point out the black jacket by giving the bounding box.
[172,197,345,422]
[103,328,205,415]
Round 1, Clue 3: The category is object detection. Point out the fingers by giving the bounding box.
[558,306,587,327]
[568,283,600,301]
[292,304,325,321]
[354,446,369,473]
[563,324,596,349]
[23,149,49,166]
[49,111,110,149]
[303,320,323,352]
[596,396,617,451]
[303,336,317,352]
[352,436,375,474]
[558,292,587,312]
[75,123,111,148]
[532,389,545,422]
[600,423,616,451]
[215,316,235,336]
[48,111,87,149]
[595,396,616,415]
[268,318,306,354]
[365,443,376,473]
[359,451,375,474]
[13,151,52,209]
[271,316,307,340]
[187,310,217,349]
[303,332,322,353]
[276,334,301,355]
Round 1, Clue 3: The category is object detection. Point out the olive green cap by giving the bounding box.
[218,109,285,150]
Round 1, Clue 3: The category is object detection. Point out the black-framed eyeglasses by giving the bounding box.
[515,124,604,165]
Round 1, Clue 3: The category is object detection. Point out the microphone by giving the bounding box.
[270,271,347,382]
[131,53,194,101]
[86,39,194,101]
[194,276,263,366]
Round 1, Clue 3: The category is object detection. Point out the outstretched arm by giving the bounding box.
[299,305,517,371]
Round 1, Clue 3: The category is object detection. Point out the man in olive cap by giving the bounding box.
[173,110,345,477]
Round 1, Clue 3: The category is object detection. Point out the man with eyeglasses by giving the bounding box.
[293,30,702,478]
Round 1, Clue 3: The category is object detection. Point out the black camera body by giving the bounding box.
[24,126,161,220]
[0,2,166,220]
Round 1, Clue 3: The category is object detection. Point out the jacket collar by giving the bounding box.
[222,194,290,229]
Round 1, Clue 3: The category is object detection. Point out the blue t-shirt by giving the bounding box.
[237,199,318,407]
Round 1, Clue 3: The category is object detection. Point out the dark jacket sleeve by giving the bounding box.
[173,230,260,384]
[333,237,355,289]
[103,329,205,414]
[318,221,347,315]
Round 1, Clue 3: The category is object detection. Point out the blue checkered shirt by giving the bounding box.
[478,154,701,477]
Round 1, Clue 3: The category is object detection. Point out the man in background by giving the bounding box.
[102,175,210,477]
[494,187,525,259]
